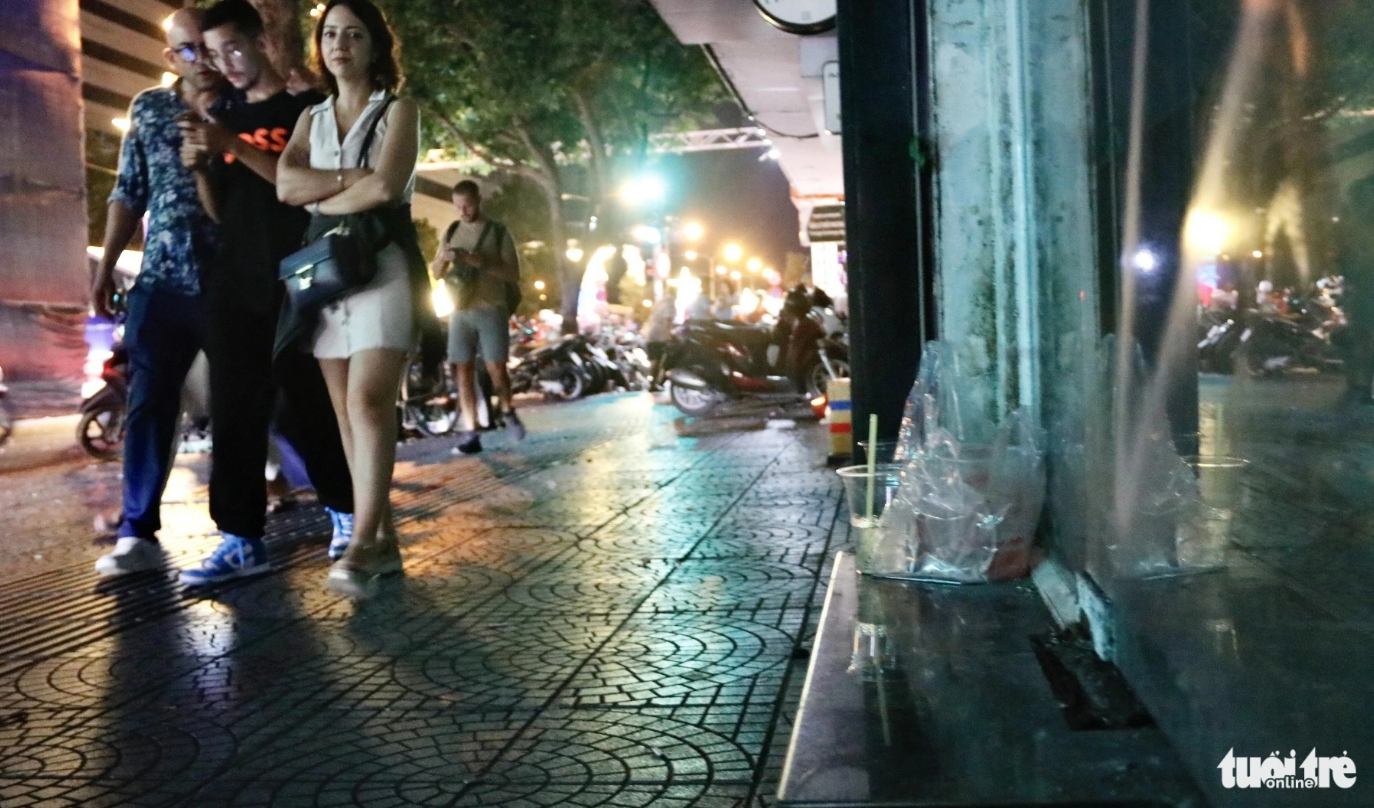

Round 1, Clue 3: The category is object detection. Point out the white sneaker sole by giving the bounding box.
[94,555,163,577]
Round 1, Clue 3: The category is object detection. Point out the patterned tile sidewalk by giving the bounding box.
[0,394,838,807]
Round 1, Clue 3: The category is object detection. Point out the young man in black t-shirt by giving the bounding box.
[177,0,354,586]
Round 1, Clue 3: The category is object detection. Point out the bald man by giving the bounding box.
[92,9,235,576]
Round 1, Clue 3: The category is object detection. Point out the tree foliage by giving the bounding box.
[374,0,726,324]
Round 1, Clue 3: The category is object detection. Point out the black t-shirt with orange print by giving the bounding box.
[207,88,324,315]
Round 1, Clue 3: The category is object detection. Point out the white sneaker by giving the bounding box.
[94,537,164,576]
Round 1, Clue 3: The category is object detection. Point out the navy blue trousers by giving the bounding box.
[118,285,206,540]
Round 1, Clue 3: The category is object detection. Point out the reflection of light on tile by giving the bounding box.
[184,599,237,657]
[162,467,203,501]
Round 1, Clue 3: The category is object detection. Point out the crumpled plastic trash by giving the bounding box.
[870,341,1047,583]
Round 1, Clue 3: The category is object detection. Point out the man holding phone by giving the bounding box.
[430,181,524,455]
[175,0,356,584]
[92,9,223,576]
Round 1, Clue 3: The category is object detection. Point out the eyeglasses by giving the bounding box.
[171,43,210,63]
[206,45,246,71]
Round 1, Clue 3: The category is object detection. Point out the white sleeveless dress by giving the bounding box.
[307,90,417,359]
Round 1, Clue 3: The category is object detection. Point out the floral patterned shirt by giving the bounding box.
[109,86,220,295]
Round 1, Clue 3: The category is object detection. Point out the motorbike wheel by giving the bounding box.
[670,377,721,416]
[1232,343,1282,377]
[0,398,13,446]
[804,358,851,400]
[551,365,587,401]
[407,402,457,437]
[78,404,125,460]
[583,360,609,395]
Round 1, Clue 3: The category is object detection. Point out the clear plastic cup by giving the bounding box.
[837,464,904,571]
[837,464,904,526]
[1177,455,1248,572]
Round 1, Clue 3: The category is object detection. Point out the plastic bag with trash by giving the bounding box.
[866,340,1047,583]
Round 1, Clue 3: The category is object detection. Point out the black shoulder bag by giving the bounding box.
[278,95,395,312]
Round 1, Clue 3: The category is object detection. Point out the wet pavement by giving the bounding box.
[0,393,837,807]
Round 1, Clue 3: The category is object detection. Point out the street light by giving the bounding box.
[715,266,729,276]
[565,246,584,263]
[534,280,546,291]
[620,175,665,206]
[684,249,698,261]
[683,221,704,242]
[722,243,744,263]
[631,224,661,244]
[746,257,762,273]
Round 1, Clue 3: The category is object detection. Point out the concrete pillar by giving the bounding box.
[836,0,934,444]
[0,0,88,381]
[927,0,1099,425]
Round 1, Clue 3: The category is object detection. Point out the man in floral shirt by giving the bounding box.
[92,9,226,575]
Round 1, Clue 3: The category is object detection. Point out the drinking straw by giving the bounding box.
[866,413,878,520]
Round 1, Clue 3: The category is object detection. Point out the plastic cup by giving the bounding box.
[837,464,904,527]
[838,464,904,572]
[1177,455,1248,572]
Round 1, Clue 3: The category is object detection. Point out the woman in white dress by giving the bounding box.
[276,0,421,596]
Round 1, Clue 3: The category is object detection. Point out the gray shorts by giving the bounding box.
[448,305,510,364]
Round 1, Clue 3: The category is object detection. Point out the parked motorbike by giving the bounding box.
[398,359,458,438]
[1234,311,1343,376]
[662,286,850,415]
[78,341,129,460]
[0,366,14,447]
[1197,314,1245,375]
[509,334,592,400]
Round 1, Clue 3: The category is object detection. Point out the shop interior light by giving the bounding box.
[1185,209,1230,255]
[565,246,584,263]
[1132,248,1159,273]
[534,280,546,290]
[112,117,130,132]
[684,250,698,261]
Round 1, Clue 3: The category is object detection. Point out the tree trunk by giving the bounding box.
[1277,0,1334,286]
[550,194,582,332]
[571,86,622,262]
[249,0,318,93]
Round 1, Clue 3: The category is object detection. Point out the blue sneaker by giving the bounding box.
[327,508,354,561]
[179,534,271,587]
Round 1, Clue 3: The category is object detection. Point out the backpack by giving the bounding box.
[443,219,521,315]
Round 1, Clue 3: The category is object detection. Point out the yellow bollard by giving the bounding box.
[826,377,852,462]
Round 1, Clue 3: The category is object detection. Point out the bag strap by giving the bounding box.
[443,220,460,246]
[473,220,496,253]
[355,94,395,170]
